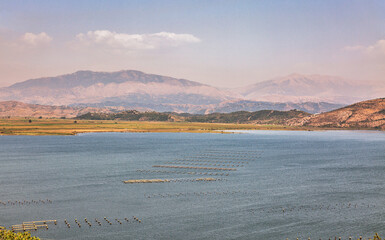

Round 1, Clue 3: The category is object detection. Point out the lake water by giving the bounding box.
[0,130,385,240]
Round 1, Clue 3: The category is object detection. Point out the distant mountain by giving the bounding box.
[0,70,232,106]
[236,73,382,104]
[0,101,112,118]
[288,98,385,130]
[1,70,380,114]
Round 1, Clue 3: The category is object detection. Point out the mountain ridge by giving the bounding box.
[8,70,204,89]
[1,98,384,130]
[236,73,381,104]
[0,70,382,113]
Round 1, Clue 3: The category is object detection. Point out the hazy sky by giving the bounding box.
[0,0,384,88]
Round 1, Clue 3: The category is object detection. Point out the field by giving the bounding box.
[0,118,313,135]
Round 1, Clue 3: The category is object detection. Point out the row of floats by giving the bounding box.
[123,177,222,184]
[0,199,52,206]
[144,190,257,199]
[152,165,237,171]
[9,217,143,232]
[164,162,244,167]
[136,169,230,176]
[173,159,250,164]
[248,203,378,215]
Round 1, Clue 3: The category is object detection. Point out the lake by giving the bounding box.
[0,130,385,239]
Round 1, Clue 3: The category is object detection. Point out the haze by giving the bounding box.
[0,0,384,88]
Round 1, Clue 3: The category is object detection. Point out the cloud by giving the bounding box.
[21,32,52,46]
[366,39,385,55]
[75,30,201,51]
[344,38,385,56]
[343,45,365,51]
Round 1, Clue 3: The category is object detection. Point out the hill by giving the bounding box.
[288,98,385,130]
[0,101,112,118]
[76,109,310,124]
[202,100,342,114]
[185,110,310,124]
[76,110,175,122]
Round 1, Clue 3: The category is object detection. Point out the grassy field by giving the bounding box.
[0,118,314,135]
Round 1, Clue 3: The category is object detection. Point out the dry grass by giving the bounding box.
[0,118,312,135]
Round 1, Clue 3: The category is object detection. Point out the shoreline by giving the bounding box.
[0,118,382,136]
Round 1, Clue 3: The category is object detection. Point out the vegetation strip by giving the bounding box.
[0,118,320,136]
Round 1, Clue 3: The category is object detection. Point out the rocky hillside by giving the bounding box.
[288,98,385,130]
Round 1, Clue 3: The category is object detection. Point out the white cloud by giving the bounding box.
[365,39,385,55]
[76,30,201,51]
[344,38,385,56]
[343,45,365,52]
[22,32,52,46]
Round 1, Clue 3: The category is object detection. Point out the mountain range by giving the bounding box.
[1,98,383,130]
[0,70,383,114]
[75,98,385,130]
[236,73,383,104]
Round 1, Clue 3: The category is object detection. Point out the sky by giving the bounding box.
[0,0,384,88]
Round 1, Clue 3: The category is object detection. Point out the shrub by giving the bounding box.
[0,229,40,240]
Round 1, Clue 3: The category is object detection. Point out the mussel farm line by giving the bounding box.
[164,161,244,167]
[123,178,224,184]
[144,190,258,199]
[11,220,57,232]
[6,216,143,232]
[283,236,380,240]
[0,199,53,206]
[136,169,230,176]
[202,150,263,153]
[152,165,237,171]
[179,155,258,160]
[247,202,378,216]
[194,153,261,158]
[171,159,249,164]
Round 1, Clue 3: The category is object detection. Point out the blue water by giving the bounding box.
[0,131,385,240]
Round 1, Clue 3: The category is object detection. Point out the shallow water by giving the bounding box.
[0,131,385,239]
